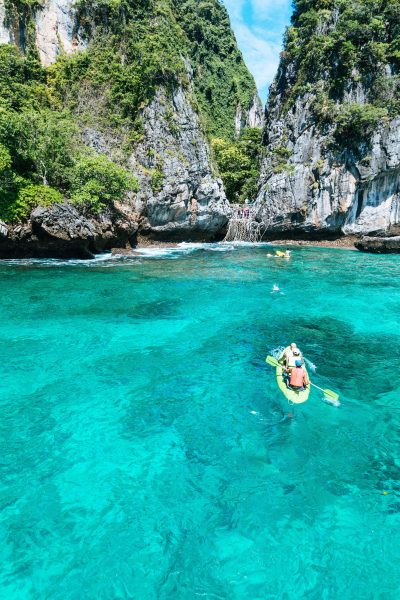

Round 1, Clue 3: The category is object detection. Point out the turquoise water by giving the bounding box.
[1,244,400,599]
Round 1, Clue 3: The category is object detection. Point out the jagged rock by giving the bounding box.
[235,94,264,137]
[35,0,87,66]
[254,7,400,239]
[0,1,9,44]
[0,204,138,259]
[0,0,86,64]
[355,236,400,254]
[130,87,230,241]
[255,92,400,238]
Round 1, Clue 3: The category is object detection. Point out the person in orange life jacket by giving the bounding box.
[289,360,310,390]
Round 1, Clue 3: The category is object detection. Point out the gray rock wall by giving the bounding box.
[0,204,138,259]
[0,0,86,62]
[235,93,264,137]
[34,0,86,66]
[0,0,9,43]
[255,79,400,238]
[131,87,229,241]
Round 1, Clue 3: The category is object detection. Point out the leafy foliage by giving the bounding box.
[334,103,388,148]
[275,0,400,148]
[150,169,165,193]
[0,43,138,221]
[0,143,12,173]
[212,128,262,203]
[46,0,258,143]
[69,155,138,212]
[0,177,62,222]
[176,0,257,139]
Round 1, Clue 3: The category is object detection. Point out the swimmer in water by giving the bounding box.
[271,284,284,295]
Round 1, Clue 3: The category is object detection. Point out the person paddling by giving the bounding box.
[281,342,303,368]
[289,360,310,390]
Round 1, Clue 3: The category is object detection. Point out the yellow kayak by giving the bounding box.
[275,250,290,258]
[275,350,310,404]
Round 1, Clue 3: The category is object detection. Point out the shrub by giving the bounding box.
[69,154,139,212]
[212,128,262,202]
[0,180,62,222]
[150,168,165,193]
[334,103,388,149]
[279,0,400,137]
[0,143,12,173]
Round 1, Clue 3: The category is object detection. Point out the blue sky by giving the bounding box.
[222,0,293,104]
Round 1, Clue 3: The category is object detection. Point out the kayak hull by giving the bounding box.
[275,363,310,405]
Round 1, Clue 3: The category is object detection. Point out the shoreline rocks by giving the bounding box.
[355,236,400,254]
[0,203,139,259]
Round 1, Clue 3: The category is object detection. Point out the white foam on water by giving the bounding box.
[323,396,341,408]
[0,253,116,268]
[227,241,271,247]
[270,346,285,360]
[132,247,184,258]
[0,240,272,267]
[178,242,235,252]
[304,357,317,372]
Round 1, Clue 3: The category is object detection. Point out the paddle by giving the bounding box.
[266,355,340,403]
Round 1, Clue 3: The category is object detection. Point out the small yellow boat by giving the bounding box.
[266,354,310,405]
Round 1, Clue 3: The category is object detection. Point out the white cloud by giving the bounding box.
[222,0,245,21]
[234,23,281,90]
[222,0,291,102]
[250,0,290,21]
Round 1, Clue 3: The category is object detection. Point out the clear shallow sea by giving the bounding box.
[1,243,400,599]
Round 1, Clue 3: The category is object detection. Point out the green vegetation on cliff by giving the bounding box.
[212,128,262,202]
[275,0,400,150]
[0,45,137,221]
[176,0,257,139]
[0,0,259,222]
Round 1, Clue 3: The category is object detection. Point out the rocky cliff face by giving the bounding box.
[0,203,138,258]
[255,0,400,239]
[0,0,259,256]
[131,87,228,241]
[0,0,86,59]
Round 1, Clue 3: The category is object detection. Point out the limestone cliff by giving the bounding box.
[0,0,260,256]
[255,0,400,238]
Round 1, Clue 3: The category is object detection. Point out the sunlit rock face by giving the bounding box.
[130,86,230,241]
[0,1,10,43]
[255,4,400,239]
[256,91,400,238]
[0,0,86,63]
[34,0,87,66]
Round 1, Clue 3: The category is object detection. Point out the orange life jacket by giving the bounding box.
[290,367,306,388]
